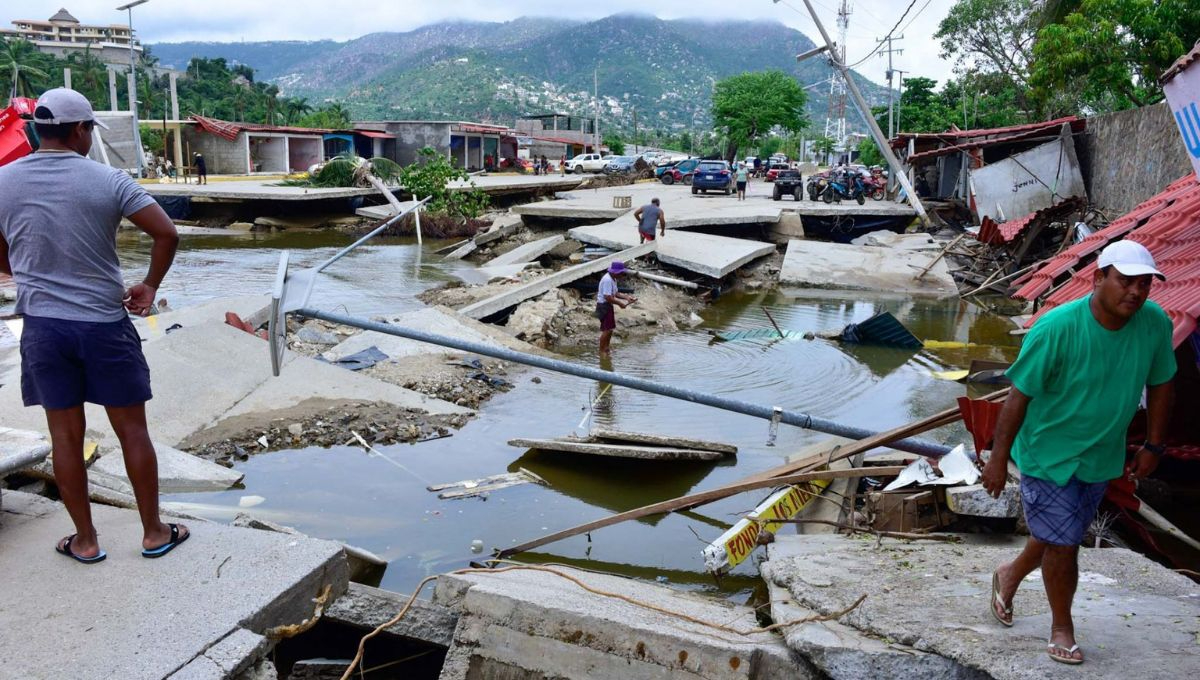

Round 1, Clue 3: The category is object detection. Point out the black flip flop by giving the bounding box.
[55,535,107,565]
[142,523,190,558]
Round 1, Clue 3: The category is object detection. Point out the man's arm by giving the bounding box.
[1130,381,1174,480]
[633,207,643,224]
[981,387,1031,498]
[124,203,179,316]
[0,232,11,276]
[658,210,666,235]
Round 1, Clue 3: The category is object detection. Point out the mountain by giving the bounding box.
[149,15,887,135]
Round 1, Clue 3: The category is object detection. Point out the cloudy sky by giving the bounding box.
[16,0,959,86]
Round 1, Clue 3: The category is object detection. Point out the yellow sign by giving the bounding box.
[703,479,830,573]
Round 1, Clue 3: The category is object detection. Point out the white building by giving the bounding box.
[2,8,141,64]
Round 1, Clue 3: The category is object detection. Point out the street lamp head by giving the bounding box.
[796,45,830,63]
[116,0,150,10]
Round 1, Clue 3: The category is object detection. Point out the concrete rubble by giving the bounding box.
[569,223,776,278]
[432,566,812,679]
[0,490,348,680]
[945,484,1023,518]
[509,436,729,461]
[780,239,958,296]
[483,234,565,267]
[762,534,1200,679]
[87,441,245,494]
[320,305,544,362]
[325,582,458,648]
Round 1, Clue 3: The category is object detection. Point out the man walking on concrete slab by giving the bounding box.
[634,198,666,244]
[597,261,636,357]
[0,89,188,564]
[981,240,1175,665]
[193,152,207,185]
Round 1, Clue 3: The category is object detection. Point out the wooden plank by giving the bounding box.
[589,429,737,455]
[495,466,905,558]
[497,388,1011,558]
[508,438,725,462]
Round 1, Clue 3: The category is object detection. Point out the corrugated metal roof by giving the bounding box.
[1016,173,1200,347]
[892,116,1083,148]
[905,119,1086,162]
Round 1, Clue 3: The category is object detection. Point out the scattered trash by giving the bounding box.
[238,495,266,508]
[468,371,511,387]
[326,346,389,371]
[839,311,922,349]
[295,326,339,345]
[428,469,547,500]
[470,539,484,553]
[882,445,979,491]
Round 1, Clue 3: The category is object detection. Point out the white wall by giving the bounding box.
[970,135,1086,222]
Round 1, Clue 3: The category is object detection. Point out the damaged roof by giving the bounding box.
[976,198,1084,246]
[891,116,1084,150]
[190,115,337,141]
[1014,173,1200,347]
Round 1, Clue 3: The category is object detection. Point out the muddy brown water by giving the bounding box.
[23,229,1026,598]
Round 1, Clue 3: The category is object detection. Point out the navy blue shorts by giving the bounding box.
[20,315,152,410]
[1020,475,1108,546]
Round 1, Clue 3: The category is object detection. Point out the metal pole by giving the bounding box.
[896,69,908,137]
[292,308,952,458]
[798,0,930,227]
[124,4,145,178]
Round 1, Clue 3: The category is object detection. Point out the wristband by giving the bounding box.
[1142,442,1166,456]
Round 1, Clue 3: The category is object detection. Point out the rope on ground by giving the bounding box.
[266,584,332,640]
[338,563,868,680]
[757,518,963,543]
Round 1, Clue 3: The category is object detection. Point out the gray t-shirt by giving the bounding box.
[637,203,662,235]
[0,152,156,322]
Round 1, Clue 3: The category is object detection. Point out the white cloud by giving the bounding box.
[11,0,959,86]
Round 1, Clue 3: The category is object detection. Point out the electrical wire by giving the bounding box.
[845,0,920,69]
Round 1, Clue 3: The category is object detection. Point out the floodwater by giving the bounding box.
[123,229,1023,597]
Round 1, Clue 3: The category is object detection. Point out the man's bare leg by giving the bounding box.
[106,403,186,551]
[46,406,100,558]
[1042,544,1083,662]
[599,329,612,356]
[993,537,1046,623]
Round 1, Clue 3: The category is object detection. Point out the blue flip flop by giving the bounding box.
[55,535,107,565]
[142,523,190,558]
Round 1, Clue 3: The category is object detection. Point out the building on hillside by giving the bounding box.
[185,116,329,175]
[353,121,510,170]
[515,114,599,154]
[2,8,141,64]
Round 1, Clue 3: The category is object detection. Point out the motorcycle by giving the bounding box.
[861,174,887,201]
[821,170,867,205]
[806,175,828,201]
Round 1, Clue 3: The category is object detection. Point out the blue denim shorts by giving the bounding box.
[19,315,152,410]
[1020,475,1108,546]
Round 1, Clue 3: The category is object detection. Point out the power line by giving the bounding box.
[845,0,919,69]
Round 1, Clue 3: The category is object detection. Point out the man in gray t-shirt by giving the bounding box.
[0,88,188,563]
[633,197,666,244]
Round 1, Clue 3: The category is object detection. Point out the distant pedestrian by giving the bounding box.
[596,260,636,357]
[541,155,550,175]
[753,157,762,178]
[0,88,188,564]
[735,162,749,200]
[633,197,666,244]
[560,154,566,176]
[981,240,1175,666]
[193,152,207,185]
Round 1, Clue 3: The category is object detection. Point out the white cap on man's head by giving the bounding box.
[32,88,108,129]
[1097,240,1166,280]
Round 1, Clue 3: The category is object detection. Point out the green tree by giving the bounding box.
[399,147,489,220]
[1030,0,1200,112]
[603,134,625,155]
[0,38,50,99]
[935,0,1039,111]
[758,136,783,159]
[856,137,884,167]
[811,136,835,165]
[711,70,808,162]
[283,97,312,125]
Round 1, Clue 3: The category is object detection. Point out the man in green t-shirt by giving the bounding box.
[981,240,1176,665]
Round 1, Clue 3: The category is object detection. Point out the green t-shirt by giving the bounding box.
[1007,295,1176,485]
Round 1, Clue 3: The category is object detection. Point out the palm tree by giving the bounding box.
[324,101,351,128]
[67,46,108,107]
[0,38,50,99]
[282,97,311,125]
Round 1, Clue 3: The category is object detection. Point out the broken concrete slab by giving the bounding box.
[434,566,811,680]
[849,230,941,251]
[325,582,458,648]
[354,199,422,220]
[514,183,783,229]
[89,442,244,495]
[441,240,477,261]
[509,437,726,461]
[459,243,654,319]
[484,234,565,267]
[472,214,524,246]
[0,321,468,449]
[136,295,271,343]
[764,581,963,679]
[168,628,271,680]
[590,428,737,455]
[0,493,348,680]
[569,223,775,278]
[780,239,958,296]
[763,534,1200,679]
[321,306,548,363]
[945,484,1022,518]
[0,427,50,476]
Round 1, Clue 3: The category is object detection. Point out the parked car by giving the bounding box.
[764,163,791,182]
[772,169,804,201]
[603,156,636,174]
[568,153,608,174]
[691,160,734,195]
[660,158,701,185]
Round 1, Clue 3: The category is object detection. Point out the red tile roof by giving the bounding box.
[1161,39,1200,85]
[905,119,1087,162]
[892,116,1083,148]
[190,115,335,141]
[1015,173,1200,347]
[976,198,1083,246]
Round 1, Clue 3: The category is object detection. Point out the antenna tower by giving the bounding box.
[823,0,851,146]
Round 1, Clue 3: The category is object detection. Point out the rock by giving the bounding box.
[530,377,542,384]
[505,292,565,345]
[287,423,304,436]
[687,312,705,327]
[945,484,1022,518]
[547,239,583,259]
[295,327,339,345]
[228,222,255,232]
[287,658,352,680]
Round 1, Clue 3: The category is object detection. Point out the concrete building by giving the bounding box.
[353,121,509,170]
[2,8,141,64]
[185,116,328,175]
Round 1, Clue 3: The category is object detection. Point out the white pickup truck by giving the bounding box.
[568,153,609,174]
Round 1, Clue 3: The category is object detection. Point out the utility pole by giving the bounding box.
[895,69,908,136]
[789,0,930,227]
[633,108,638,155]
[117,0,149,178]
[876,34,903,139]
[593,67,600,154]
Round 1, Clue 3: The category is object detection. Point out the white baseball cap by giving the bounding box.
[32,88,108,129]
[1096,240,1166,280]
